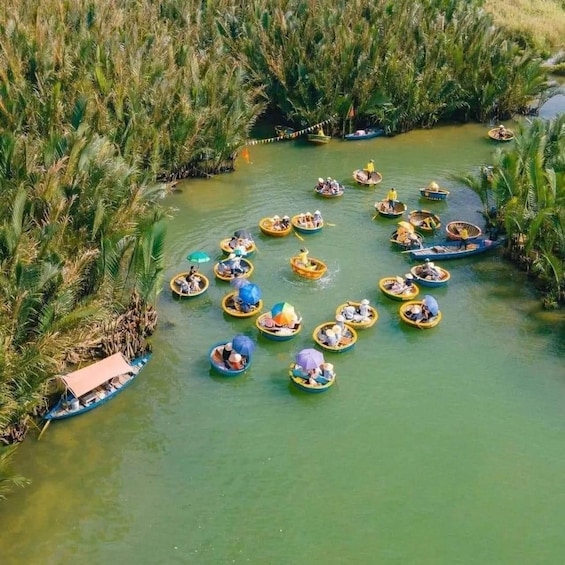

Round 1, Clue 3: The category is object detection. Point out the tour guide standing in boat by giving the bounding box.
[386,187,398,211]
[365,159,375,178]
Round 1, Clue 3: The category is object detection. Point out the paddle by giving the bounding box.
[294,231,305,242]
[37,419,51,440]
[326,223,336,227]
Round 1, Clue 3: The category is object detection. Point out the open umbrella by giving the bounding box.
[423,295,439,316]
[230,277,250,290]
[270,302,296,325]
[295,348,324,371]
[234,229,253,240]
[187,250,210,263]
[232,335,256,357]
[397,221,414,232]
[238,283,262,305]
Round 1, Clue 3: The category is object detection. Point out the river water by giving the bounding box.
[1,111,565,564]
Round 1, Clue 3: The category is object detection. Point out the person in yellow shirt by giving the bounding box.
[459,227,470,249]
[386,187,398,211]
[297,247,310,267]
[365,159,375,179]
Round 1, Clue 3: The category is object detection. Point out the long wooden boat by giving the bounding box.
[335,302,378,329]
[258,216,292,237]
[312,322,358,353]
[390,230,425,250]
[289,256,327,280]
[291,214,324,234]
[379,277,420,301]
[307,132,331,144]
[288,364,336,393]
[353,169,383,186]
[220,237,256,256]
[410,264,451,287]
[487,127,515,142]
[409,210,441,232]
[344,128,385,140]
[44,352,152,421]
[408,238,506,261]
[374,200,407,218]
[209,341,251,377]
[399,301,442,329]
[419,182,450,201]
[221,292,263,318]
[213,258,254,281]
[315,183,345,198]
[256,313,302,341]
[445,220,482,241]
[170,272,210,298]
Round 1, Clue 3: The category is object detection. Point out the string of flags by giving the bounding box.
[245,115,337,146]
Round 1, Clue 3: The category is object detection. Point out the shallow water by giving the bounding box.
[1,118,565,565]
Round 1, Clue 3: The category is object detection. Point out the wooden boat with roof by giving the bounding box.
[335,301,378,329]
[290,256,327,280]
[353,169,383,186]
[255,313,302,341]
[258,216,292,237]
[288,364,336,393]
[379,277,420,301]
[291,213,324,234]
[312,322,358,353]
[488,127,515,142]
[44,352,152,421]
[213,258,254,281]
[209,341,251,376]
[410,264,450,287]
[399,301,442,329]
[374,200,407,218]
[169,272,210,298]
[408,237,506,261]
[220,237,256,256]
[419,181,450,201]
[221,292,263,318]
[445,221,482,241]
[409,210,441,232]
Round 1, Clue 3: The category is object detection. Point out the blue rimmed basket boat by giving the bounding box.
[291,214,324,234]
[209,341,251,376]
[409,264,451,287]
[399,301,442,329]
[288,364,336,393]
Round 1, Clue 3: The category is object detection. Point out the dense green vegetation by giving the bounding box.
[0,0,559,495]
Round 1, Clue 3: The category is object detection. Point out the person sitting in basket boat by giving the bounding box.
[228,351,244,370]
[386,187,398,212]
[271,215,282,230]
[323,328,338,347]
[320,362,335,382]
[316,177,325,191]
[222,342,233,365]
[420,259,440,280]
[420,216,438,230]
[427,181,440,192]
[406,304,424,322]
[189,275,202,292]
[281,215,290,229]
[497,124,507,139]
[313,210,323,227]
[176,277,190,294]
[343,304,356,322]
[228,235,239,249]
[358,299,371,319]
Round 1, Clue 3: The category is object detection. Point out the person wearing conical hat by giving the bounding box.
[313,210,323,227]
[427,181,439,191]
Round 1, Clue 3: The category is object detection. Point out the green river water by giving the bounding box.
[1,117,565,565]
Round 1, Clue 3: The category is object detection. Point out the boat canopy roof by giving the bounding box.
[61,353,132,398]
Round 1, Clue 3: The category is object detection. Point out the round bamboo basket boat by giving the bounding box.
[289,256,327,279]
[255,313,302,341]
[410,264,451,287]
[408,210,441,232]
[213,258,254,282]
[291,214,324,234]
[399,301,442,329]
[445,221,482,241]
[487,127,515,142]
[258,217,292,237]
[288,364,336,393]
[170,273,210,298]
[219,237,256,256]
[353,169,383,186]
[334,302,378,329]
[374,200,407,218]
[379,277,420,301]
[221,292,263,318]
[312,322,358,353]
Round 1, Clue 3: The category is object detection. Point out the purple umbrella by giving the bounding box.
[232,335,256,357]
[230,277,250,290]
[295,348,324,371]
[238,283,262,305]
[423,295,439,316]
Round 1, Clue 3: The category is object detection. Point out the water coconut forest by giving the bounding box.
[0,0,564,497]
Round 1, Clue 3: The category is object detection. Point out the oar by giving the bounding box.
[294,231,305,242]
[326,223,336,227]
[37,419,51,440]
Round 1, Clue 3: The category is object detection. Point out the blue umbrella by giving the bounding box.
[238,283,262,305]
[232,335,256,357]
[234,229,253,240]
[295,348,324,370]
[423,295,439,316]
[186,250,210,263]
[230,277,250,290]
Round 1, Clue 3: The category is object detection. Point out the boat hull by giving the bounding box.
[408,238,505,261]
[312,322,358,353]
[213,258,254,281]
[410,265,450,287]
[375,201,407,218]
[419,187,449,201]
[488,128,515,142]
[288,365,335,393]
[221,292,263,318]
[353,169,383,186]
[335,302,378,329]
[344,128,384,140]
[307,133,331,144]
[259,217,292,237]
[209,342,250,376]
[170,273,210,298]
[291,214,324,234]
[289,256,327,280]
[379,277,420,301]
[256,313,301,341]
[399,301,442,328]
[44,353,152,421]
